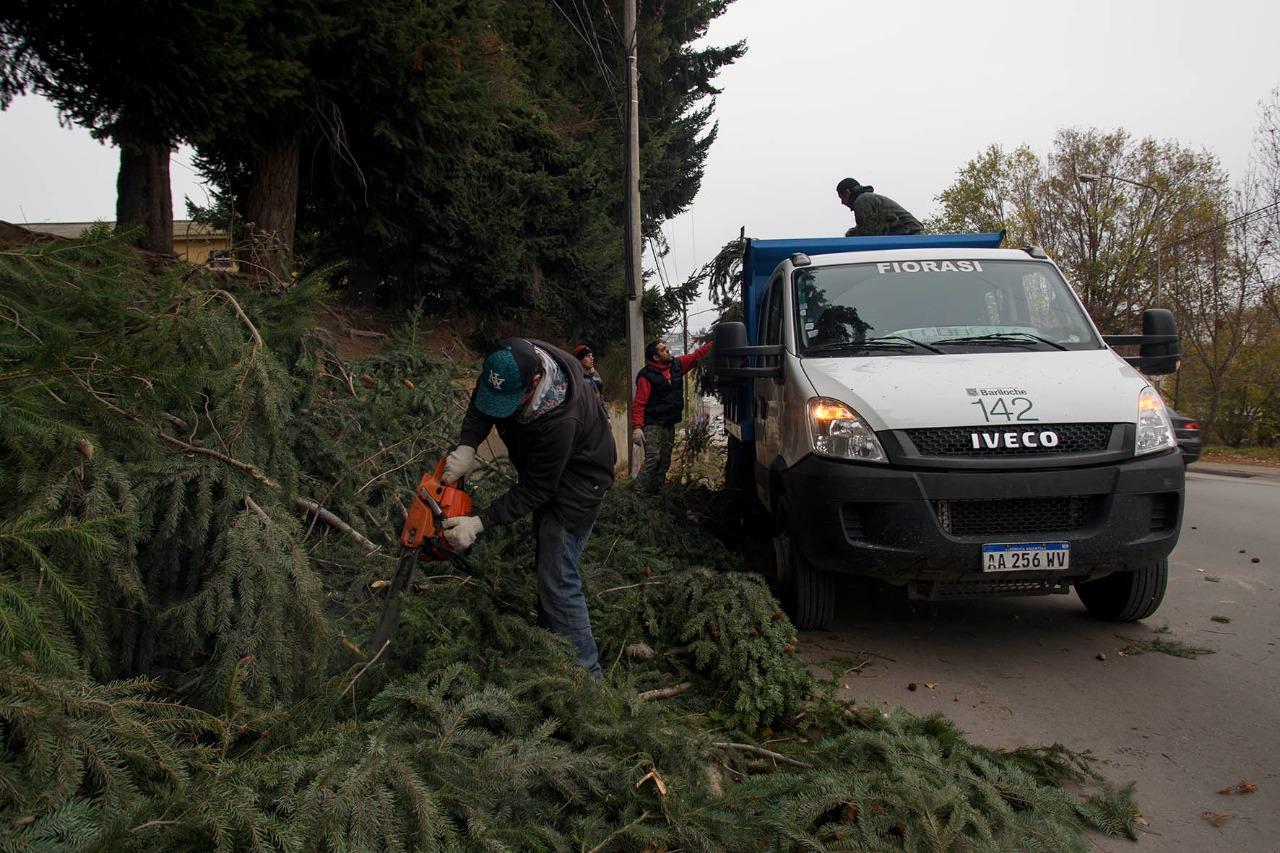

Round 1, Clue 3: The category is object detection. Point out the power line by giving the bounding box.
[549,0,622,126]
[1161,200,1280,252]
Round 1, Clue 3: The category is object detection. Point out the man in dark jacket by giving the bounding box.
[631,338,712,493]
[573,344,604,394]
[836,177,923,237]
[441,337,616,677]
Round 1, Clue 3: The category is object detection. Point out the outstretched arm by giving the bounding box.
[676,341,713,372]
[631,375,651,431]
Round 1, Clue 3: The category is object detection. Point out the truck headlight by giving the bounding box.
[808,397,886,463]
[1135,386,1176,455]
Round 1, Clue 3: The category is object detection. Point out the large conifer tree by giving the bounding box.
[0,1,256,252]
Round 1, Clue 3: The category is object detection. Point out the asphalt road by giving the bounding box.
[801,461,1280,851]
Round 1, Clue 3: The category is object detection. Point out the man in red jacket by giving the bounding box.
[631,338,712,493]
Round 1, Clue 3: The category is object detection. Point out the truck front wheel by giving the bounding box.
[1075,560,1168,621]
[772,502,836,630]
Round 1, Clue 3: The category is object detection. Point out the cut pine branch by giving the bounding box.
[295,497,380,553]
[75,375,278,488]
[208,289,263,349]
[712,742,813,769]
[637,682,691,702]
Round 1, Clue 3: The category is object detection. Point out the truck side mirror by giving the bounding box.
[712,322,749,380]
[710,321,783,383]
[1137,309,1179,376]
[1102,309,1180,375]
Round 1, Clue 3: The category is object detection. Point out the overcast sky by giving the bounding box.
[2,0,1277,325]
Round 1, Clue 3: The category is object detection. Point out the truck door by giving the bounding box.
[754,273,786,504]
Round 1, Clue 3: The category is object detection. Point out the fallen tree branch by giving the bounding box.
[344,639,389,694]
[244,495,271,523]
[597,581,663,597]
[586,810,651,853]
[637,682,691,702]
[76,376,277,488]
[208,289,263,348]
[295,497,380,553]
[712,742,813,769]
[317,301,385,339]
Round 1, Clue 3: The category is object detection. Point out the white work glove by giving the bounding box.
[632,428,645,446]
[441,445,477,485]
[442,515,483,549]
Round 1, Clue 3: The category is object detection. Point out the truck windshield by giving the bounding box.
[795,259,1100,355]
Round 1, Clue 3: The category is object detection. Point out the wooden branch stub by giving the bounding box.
[637,681,691,702]
[712,741,813,769]
[295,497,381,554]
[209,289,263,349]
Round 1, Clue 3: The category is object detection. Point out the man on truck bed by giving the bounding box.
[836,177,923,237]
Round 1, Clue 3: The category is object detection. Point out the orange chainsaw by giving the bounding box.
[369,457,472,654]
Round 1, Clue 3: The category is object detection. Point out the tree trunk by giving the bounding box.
[244,133,301,284]
[116,143,173,253]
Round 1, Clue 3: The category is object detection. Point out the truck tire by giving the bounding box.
[1075,560,1168,621]
[772,502,835,630]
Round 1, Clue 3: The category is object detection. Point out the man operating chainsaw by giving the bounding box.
[441,337,616,678]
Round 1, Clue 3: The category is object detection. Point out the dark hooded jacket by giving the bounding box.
[845,184,923,237]
[459,340,616,535]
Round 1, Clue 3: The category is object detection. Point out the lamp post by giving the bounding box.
[1076,172,1164,305]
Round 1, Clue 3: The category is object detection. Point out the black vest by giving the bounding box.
[638,359,686,426]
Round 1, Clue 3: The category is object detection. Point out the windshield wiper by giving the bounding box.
[869,335,945,354]
[804,339,915,355]
[805,336,945,355]
[932,332,1068,351]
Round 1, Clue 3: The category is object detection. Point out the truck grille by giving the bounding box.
[933,496,1097,537]
[919,579,1073,600]
[906,423,1114,457]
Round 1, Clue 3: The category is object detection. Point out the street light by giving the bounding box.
[1075,172,1164,304]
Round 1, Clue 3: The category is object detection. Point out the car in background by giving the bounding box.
[1168,409,1202,465]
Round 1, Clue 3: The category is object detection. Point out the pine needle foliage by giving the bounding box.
[0,655,223,852]
[1,233,1142,851]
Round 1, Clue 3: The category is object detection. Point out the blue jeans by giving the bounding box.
[534,509,603,678]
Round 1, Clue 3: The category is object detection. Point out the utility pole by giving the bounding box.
[681,299,691,424]
[624,0,645,474]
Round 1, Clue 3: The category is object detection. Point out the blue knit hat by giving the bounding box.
[475,338,539,418]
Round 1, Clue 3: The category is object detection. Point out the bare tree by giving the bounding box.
[933,128,1227,334]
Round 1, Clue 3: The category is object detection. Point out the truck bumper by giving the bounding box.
[780,450,1184,589]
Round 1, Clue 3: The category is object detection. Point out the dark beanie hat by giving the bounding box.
[573,344,592,359]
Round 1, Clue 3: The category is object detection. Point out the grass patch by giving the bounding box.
[1153,624,1171,634]
[1201,446,1280,467]
[1210,615,1232,624]
[819,654,873,687]
[1121,637,1215,659]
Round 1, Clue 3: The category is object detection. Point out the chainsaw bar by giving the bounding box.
[370,547,422,655]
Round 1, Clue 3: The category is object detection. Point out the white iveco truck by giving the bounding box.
[712,232,1184,629]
